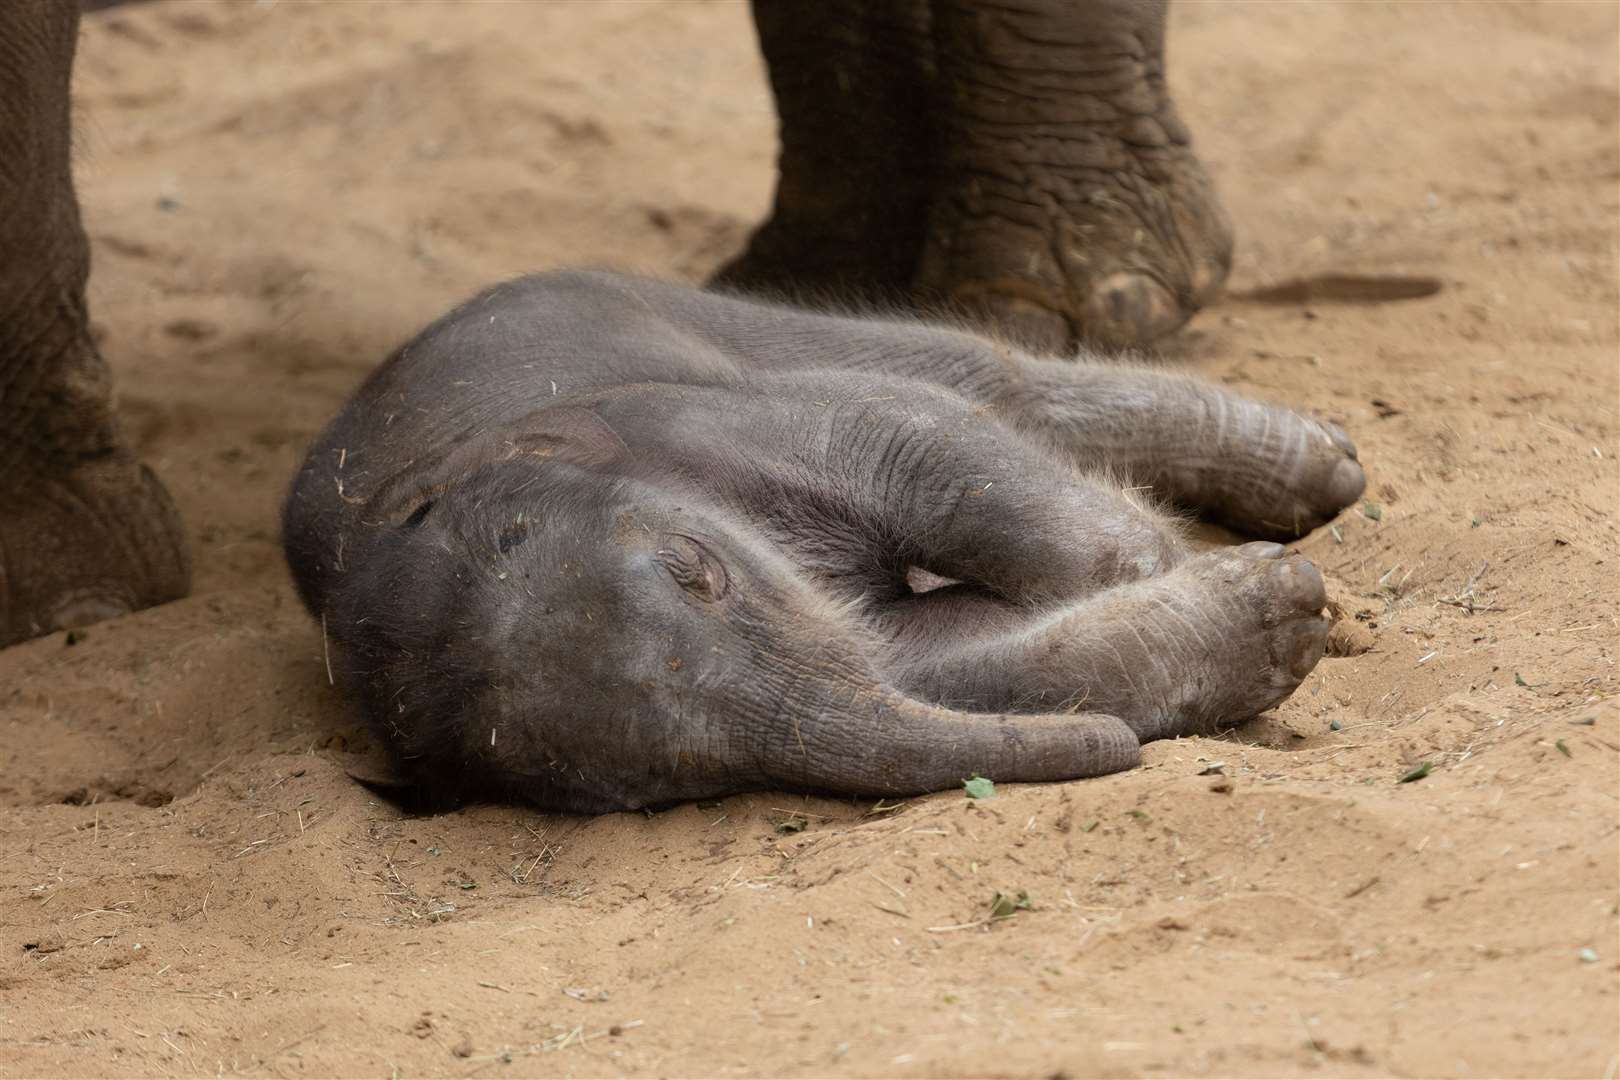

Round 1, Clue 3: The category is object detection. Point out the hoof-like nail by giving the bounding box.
[1289,617,1330,678]
[1288,557,1328,611]
[1327,457,1367,509]
[50,595,133,629]
[1190,259,1227,305]
[1236,541,1286,559]
[1083,272,1184,347]
[1324,422,1359,460]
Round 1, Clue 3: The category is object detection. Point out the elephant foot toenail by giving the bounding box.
[50,594,133,630]
[1190,260,1227,304]
[1324,421,1359,459]
[1327,458,1367,507]
[1289,618,1330,678]
[1288,558,1328,611]
[1236,541,1286,559]
[1082,272,1183,347]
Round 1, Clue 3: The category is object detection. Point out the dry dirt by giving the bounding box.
[3,2,1617,1076]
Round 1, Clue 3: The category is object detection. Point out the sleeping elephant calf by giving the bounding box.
[283,271,1364,813]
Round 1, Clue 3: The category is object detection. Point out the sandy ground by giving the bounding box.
[2,2,1617,1076]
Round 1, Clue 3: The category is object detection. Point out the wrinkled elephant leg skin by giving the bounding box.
[0,1,189,647]
[1006,363,1368,538]
[712,0,936,301]
[916,0,1233,350]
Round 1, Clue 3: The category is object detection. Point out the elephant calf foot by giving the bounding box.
[1147,397,1367,540]
[898,543,1331,742]
[931,542,1327,742]
[0,454,190,646]
[1089,543,1329,742]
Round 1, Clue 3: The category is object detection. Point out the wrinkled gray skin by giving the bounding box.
[283,271,1364,813]
[1,0,1231,648]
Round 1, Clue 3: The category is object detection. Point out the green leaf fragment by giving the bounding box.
[989,890,1033,920]
[1398,762,1432,783]
[1362,501,1383,521]
[774,814,809,834]
[1579,948,1600,963]
[963,775,995,800]
[1515,672,1529,687]
[1081,820,1099,833]
[1556,739,1571,757]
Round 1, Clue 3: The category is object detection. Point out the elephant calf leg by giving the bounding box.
[887,543,1330,742]
[996,360,1367,540]
[0,1,189,646]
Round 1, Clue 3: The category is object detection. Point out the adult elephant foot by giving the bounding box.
[0,297,191,648]
[914,121,1232,352]
[718,0,1231,352]
[912,0,1233,352]
[0,453,190,647]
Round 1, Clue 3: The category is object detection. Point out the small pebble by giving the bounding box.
[1330,718,1343,731]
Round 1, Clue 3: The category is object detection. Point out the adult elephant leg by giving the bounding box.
[0,1,189,647]
[712,0,935,301]
[916,0,1233,350]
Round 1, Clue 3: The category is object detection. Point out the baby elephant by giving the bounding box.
[283,271,1364,813]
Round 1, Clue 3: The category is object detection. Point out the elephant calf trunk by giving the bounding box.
[765,687,1141,797]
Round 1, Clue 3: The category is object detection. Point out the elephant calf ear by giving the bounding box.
[367,405,631,527]
[510,405,631,468]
